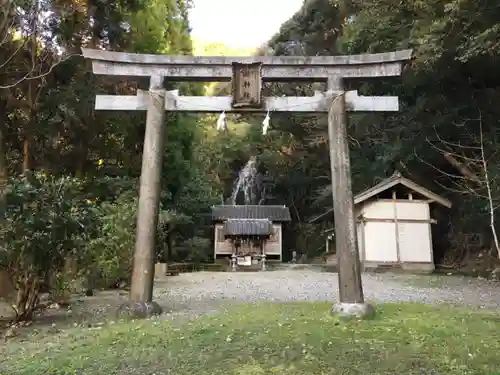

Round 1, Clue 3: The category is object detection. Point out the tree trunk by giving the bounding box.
[75,140,88,178]
[23,101,38,173]
[0,99,7,214]
[166,224,174,262]
[22,137,32,173]
[23,0,40,174]
[14,274,40,322]
[442,152,480,182]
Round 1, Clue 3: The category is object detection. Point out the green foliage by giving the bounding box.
[2,173,96,319]
[85,192,138,286]
[269,0,343,55]
[84,176,139,203]
[127,0,193,54]
[2,173,95,270]
[0,0,227,323]
[175,237,211,263]
[193,39,255,56]
[335,0,500,254]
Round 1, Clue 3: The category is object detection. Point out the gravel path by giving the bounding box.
[3,270,500,341]
[152,270,500,317]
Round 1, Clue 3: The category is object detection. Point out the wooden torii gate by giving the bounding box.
[82,48,412,318]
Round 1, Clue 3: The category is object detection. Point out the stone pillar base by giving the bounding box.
[116,301,163,319]
[331,302,375,320]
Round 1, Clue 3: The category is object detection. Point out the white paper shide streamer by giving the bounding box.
[216,110,227,131]
[262,111,270,135]
[215,109,271,134]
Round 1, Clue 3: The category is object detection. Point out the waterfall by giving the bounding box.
[229,156,260,205]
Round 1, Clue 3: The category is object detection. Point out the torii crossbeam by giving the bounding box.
[82,48,412,319]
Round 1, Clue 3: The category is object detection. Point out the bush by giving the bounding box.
[1,173,96,321]
[86,190,177,288]
[1,171,215,322]
[174,237,211,263]
[85,192,138,288]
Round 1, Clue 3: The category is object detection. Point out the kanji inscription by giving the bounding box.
[231,62,262,108]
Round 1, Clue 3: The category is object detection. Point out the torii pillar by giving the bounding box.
[82,48,412,319]
[327,78,371,319]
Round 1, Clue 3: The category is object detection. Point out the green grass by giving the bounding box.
[2,302,500,375]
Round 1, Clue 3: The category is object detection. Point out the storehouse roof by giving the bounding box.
[223,219,273,236]
[309,171,452,223]
[211,205,291,222]
[354,171,452,208]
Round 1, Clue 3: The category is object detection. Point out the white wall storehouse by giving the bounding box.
[355,172,452,272]
[314,172,452,272]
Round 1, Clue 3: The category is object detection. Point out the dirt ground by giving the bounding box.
[1,270,500,344]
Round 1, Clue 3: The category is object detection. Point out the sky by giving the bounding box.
[188,0,304,49]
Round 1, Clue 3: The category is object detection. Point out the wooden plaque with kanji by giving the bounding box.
[231,62,262,108]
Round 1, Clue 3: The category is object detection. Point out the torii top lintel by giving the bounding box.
[81,48,413,82]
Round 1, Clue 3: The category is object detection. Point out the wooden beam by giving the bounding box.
[91,60,405,81]
[95,91,399,112]
[82,48,413,66]
[83,48,412,81]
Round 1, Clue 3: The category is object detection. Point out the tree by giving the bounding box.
[421,114,500,259]
[0,0,74,90]
[224,0,500,261]
[1,0,206,322]
[2,173,95,321]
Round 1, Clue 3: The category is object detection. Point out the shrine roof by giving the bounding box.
[223,219,273,236]
[211,205,291,222]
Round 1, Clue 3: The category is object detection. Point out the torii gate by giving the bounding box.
[82,48,412,319]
